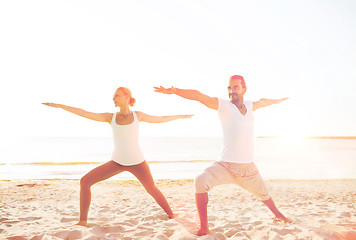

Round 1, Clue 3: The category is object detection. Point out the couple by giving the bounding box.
[43,75,290,236]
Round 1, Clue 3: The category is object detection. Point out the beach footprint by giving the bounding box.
[238,216,251,223]
[162,220,178,227]
[60,217,77,223]
[98,206,111,213]
[91,225,125,235]
[134,229,153,237]
[53,229,82,239]
[142,216,156,222]
[270,226,301,237]
[155,234,170,240]
[18,217,42,222]
[222,222,244,232]
[250,220,263,227]
[0,217,9,222]
[163,229,175,238]
[225,229,239,237]
[118,218,139,227]
[6,235,28,240]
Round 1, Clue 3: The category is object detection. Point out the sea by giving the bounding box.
[0,137,355,180]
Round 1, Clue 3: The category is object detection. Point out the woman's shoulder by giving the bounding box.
[133,111,143,120]
[106,112,115,123]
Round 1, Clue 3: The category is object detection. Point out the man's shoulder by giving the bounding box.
[217,98,231,110]
[244,100,253,105]
[218,98,231,104]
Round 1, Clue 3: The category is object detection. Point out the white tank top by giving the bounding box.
[217,98,254,163]
[111,111,145,166]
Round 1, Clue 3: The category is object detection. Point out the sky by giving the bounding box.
[1,0,355,140]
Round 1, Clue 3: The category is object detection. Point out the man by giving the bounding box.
[154,75,290,236]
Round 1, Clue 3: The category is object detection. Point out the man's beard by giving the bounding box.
[229,93,237,98]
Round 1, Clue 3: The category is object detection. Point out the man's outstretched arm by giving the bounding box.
[154,86,218,110]
[253,97,288,111]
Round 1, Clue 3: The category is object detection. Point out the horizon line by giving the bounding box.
[257,136,356,139]
[30,135,356,139]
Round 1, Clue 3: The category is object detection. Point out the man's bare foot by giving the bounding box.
[76,221,88,227]
[197,227,210,236]
[273,216,292,223]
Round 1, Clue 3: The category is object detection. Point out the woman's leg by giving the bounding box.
[262,198,291,223]
[78,160,125,226]
[129,161,174,218]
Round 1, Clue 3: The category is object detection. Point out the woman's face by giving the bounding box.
[113,89,129,107]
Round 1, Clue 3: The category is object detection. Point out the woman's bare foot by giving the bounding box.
[76,221,88,227]
[273,215,292,223]
[196,227,210,236]
[168,213,176,219]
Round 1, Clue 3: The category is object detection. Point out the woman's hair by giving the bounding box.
[116,87,136,107]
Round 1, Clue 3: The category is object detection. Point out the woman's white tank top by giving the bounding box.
[111,111,145,166]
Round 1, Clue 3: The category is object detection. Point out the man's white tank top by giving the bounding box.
[111,111,145,166]
[217,98,254,163]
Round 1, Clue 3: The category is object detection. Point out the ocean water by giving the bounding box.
[0,137,355,180]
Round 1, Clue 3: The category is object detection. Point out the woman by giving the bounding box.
[43,87,192,226]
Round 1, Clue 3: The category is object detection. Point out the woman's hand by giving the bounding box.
[137,111,193,123]
[42,102,61,108]
[42,103,112,123]
[178,115,193,119]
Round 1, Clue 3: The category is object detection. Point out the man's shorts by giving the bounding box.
[195,161,270,201]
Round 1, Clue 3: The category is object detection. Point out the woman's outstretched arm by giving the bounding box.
[136,111,193,123]
[42,103,112,123]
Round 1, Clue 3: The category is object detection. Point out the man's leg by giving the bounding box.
[195,192,209,236]
[194,162,235,236]
[232,163,291,223]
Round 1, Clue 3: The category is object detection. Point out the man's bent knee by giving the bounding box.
[194,173,212,194]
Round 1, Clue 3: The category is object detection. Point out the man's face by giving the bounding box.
[228,79,246,100]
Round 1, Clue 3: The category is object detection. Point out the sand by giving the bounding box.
[0,179,355,240]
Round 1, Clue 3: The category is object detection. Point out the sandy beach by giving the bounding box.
[0,179,355,240]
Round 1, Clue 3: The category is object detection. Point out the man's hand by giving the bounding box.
[253,97,289,111]
[276,97,289,103]
[154,86,176,94]
[42,102,61,108]
[154,86,218,110]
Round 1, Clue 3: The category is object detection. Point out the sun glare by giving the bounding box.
[280,134,305,141]
[275,130,307,145]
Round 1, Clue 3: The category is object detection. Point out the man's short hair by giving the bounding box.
[230,75,246,89]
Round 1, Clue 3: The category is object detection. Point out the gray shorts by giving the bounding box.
[195,161,270,201]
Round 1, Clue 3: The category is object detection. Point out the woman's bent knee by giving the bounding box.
[145,185,159,195]
[80,176,93,188]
